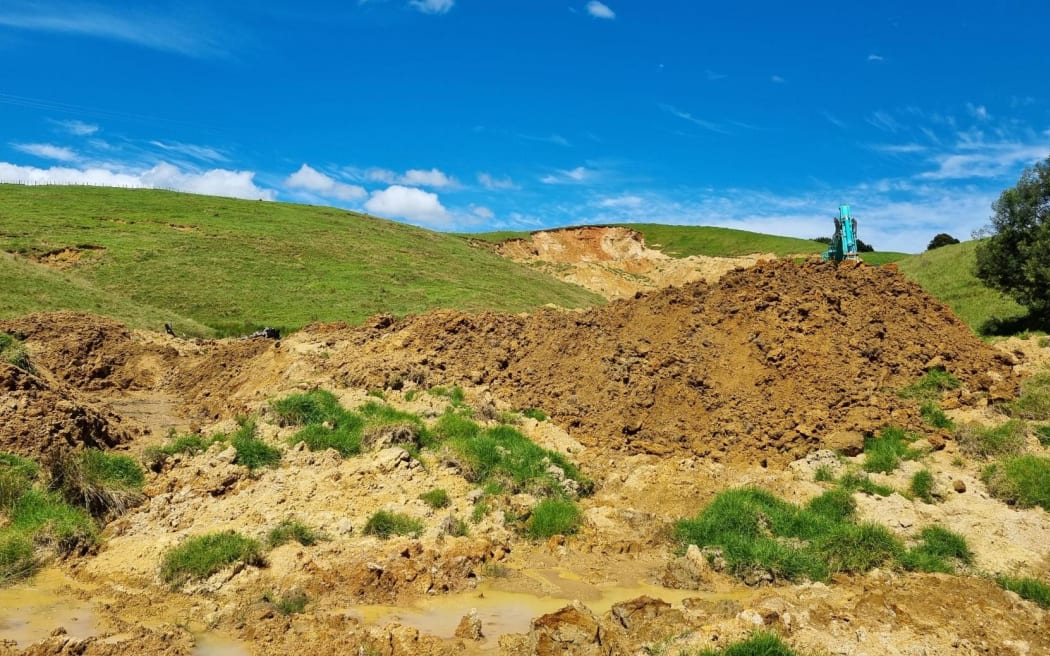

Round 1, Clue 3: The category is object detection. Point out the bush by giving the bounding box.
[956,420,1027,458]
[160,531,265,586]
[899,368,961,402]
[363,511,423,539]
[1010,371,1050,420]
[863,427,920,473]
[527,499,581,539]
[48,448,145,519]
[974,156,1050,320]
[267,519,324,547]
[920,403,954,430]
[0,529,36,585]
[419,488,451,509]
[982,455,1050,510]
[996,576,1050,609]
[927,233,960,250]
[910,470,935,503]
[9,489,97,555]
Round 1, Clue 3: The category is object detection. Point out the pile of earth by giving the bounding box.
[321,260,1017,463]
[490,226,776,298]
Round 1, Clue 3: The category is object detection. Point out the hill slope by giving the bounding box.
[0,185,603,335]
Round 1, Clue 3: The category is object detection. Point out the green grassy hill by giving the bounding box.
[895,240,1028,335]
[0,185,602,336]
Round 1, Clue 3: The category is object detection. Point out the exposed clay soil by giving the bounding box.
[1,259,1048,656]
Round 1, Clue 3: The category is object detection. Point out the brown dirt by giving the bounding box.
[492,226,775,298]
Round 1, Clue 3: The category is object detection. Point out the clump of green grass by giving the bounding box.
[0,332,32,371]
[9,489,97,555]
[527,498,581,539]
[160,531,265,587]
[419,488,451,509]
[910,469,935,503]
[899,368,961,402]
[0,452,38,510]
[48,449,145,519]
[956,420,1027,458]
[920,403,954,430]
[0,530,36,585]
[429,385,466,405]
[996,576,1050,609]
[263,589,308,615]
[271,389,345,426]
[900,525,973,573]
[694,630,799,656]
[1010,371,1050,420]
[521,408,548,422]
[266,518,324,548]
[982,455,1050,510]
[1036,425,1050,447]
[813,465,836,483]
[863,427,920,474]
[363,510,423,539]
[221,420,281,470]
[838,472,894,497]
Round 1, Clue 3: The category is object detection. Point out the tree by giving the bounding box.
[975,155,1050,319]
[927,233,960,250]
[857,239,875,253]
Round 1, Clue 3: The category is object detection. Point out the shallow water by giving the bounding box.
[0,569,97,647]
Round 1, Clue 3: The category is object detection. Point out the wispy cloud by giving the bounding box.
[586,2,615,19]
[473,126,571,147]
[349,166,458,189]
[541,166,595,185]
[966,102,990,121]
[771,75,785,84]
[285,163,366,201]
[478,172,518,190]
[408,0,454,15]
[12,142,77,161]
[50,119,98,136]
[870,143,927,154]
[0,2,228,57]
[822,111,847,129]
[919,140,1047,180]
[705,69,727,81]
[867,53,884,62]
[149,140,228,163]
[659,104,728,134]
[866,110,901,133]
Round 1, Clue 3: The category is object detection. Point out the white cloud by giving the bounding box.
[51,119,98,136]
[771,75,785,84]
[351,166,456,188]
[822,111,847,129]
[659,104,727,134]
[0,161,274,200]
[586,1,615,19]
[870,143,927,154]
[966,103,990,121]
[598,195,644,209]
[285,163,366,201]
[149,140,227,162]
[12,142,77,161]
[471,205,495,219]
[365,185,451,225]
[478,172,517,190]
[409,0,454,14]
[868,54,884,62]
[866,111,901,133]
[919,142,1047,180]
[401,167,456,188]
[541,166,594,185]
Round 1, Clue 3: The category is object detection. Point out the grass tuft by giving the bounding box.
[225,420,281,470]
[521,408,548,422]
[419,488,451,509]
[264,589,308,615]
[0,332,32,371]
[694,630,800,656]
[899,368,961,403]
[956,420,1027,458]
[363,510,423,539]
[996,576,1050,609]
[920,403,954,430]
[0,530,36,585]
[1010,371,1050,420]
[271,389,345,426]
[863,427,920,474]
[838,472,894,497]
[10,489,97,555]
[1036,425,1050,446]
[910,469,935,503]
[982,455,1050,511]
[527,498,582,539]
[160,531,265,587]
[266,518,324,548]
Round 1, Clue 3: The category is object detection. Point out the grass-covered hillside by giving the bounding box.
[895,240,1029,335]
[0,185,602,336]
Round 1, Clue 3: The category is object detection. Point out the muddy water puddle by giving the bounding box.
[0,569,97,647]
[352,568,751,647]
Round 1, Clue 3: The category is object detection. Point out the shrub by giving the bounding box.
[899,368,961,402]
[48,448,145,519]
[695,630,799,656]
[419,488,451,509]
[863,427,919,473]
[996,576,1050,609]
[267,519,324,548]
[0,529,36,585]
[363,511,423,539]
[10,489,97,554]
[527,499,581,539]
[956,420,1027,458]
[982,455,1050,510]
[160,531,265,586]
[920,403,954,430]
[1011,371,1050,420]
[910,470,935,503]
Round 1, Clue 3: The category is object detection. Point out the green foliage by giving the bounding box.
[0,453,38,511]
[9,489,97,554]
[899,368,961,402]
[911,525,973,565]
[49,448,145,519]
[290,423,362,457]
[271,389,345,426]
[527,499,582,539]
[1010,371,1050,420]
[812,465,836,483]
[0,529,36,585]
[694,631,800,656]
[1036,425,1050,446]
[363,511,423,539]
[266,519,324,548]
[0,185,602,334]
[403,390,418,402]
[996,576,1050,609]
[815,522,901,575]
[224,420,281,470]
[367,389,385,399]
[358,401,424,427]
[160,531,265,586]
[974,157,1050,320]
[805,488,856,521]
[956,420,1027,458]
[419,488,451,509]
[910,470,935,503]
[838,472,894,497]
[920,403,954,430]
[863,427,920,474]
[429,385,466,405]
[927,233,961,250]
[0,452,39,480]
[429,411,481,444]
[982,455,1050,510]
[521,408,548,422]
[264,589,309,615]
[0,332,32,371]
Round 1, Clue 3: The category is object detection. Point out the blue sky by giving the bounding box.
[1,0,1048,252]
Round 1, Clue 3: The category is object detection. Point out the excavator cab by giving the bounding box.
[821,205,860,262]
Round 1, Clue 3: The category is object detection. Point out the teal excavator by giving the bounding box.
[822,204,860,262]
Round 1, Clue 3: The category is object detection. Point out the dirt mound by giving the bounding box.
[0,364,131,458]
[322,260,1015,463]
[492,226,775,298]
